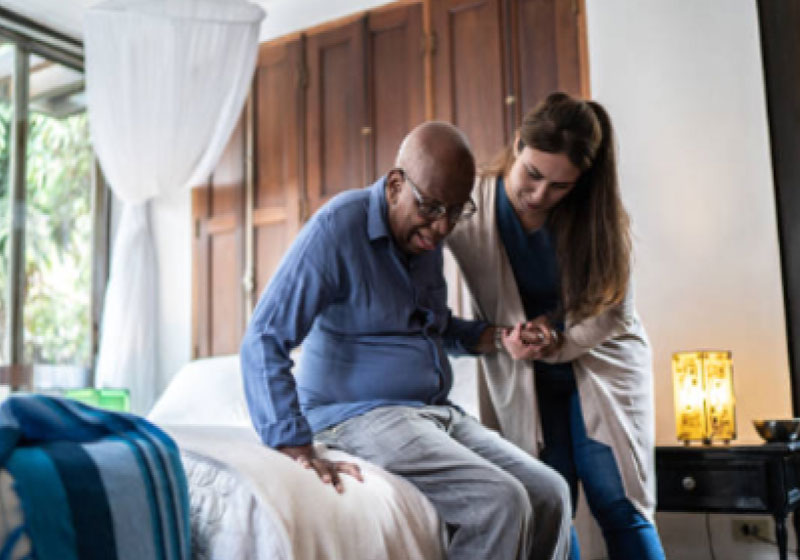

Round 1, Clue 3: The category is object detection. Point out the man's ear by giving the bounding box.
[386,169,402,205]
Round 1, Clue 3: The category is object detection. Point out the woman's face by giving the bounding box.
[506,145,581,227]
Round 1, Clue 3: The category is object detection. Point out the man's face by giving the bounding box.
[385,168,473,255]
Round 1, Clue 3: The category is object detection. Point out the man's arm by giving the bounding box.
[440,306,565,361]
[442,314,489,355]
[240,225,332,448]
[240,216,362,491]
[443,313,539,357]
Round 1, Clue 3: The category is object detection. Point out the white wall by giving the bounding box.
[586,0,790,444]
[586,0,791,558]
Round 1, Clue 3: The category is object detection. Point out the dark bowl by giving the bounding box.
[753,419,800,443]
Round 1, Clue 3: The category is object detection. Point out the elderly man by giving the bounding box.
[240,122,570,560]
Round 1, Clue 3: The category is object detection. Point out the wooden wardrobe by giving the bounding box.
[192,0,589,358]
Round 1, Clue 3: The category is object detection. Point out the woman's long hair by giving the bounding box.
[483,92,631,323]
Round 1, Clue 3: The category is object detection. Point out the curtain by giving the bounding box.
[85,0,264,413]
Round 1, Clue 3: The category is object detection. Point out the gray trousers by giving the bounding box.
[315,405,571,560]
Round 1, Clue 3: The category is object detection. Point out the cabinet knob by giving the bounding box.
[505,95,516,106]
[681,476,696,491]
[361,126,372,136]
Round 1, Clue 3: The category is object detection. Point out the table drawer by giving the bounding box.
[657,458,769,511]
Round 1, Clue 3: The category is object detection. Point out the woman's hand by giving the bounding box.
[499,317,562,360]
[519,316,562,358]
[501,323,544,360]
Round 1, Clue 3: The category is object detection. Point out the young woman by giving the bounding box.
[447,92,665,559]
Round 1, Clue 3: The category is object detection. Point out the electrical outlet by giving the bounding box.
[731,519,771,543]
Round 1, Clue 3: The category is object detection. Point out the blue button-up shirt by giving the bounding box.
[240,177,487,448]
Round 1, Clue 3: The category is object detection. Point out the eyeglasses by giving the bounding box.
[395,168,476,223]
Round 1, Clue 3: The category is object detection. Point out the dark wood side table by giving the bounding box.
[656,444,800,560]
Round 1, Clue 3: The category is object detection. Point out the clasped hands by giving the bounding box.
[499,316,562,360]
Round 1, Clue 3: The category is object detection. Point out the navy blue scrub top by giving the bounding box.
[495,176,575,391]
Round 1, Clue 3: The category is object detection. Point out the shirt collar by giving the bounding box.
[367,176,392,242]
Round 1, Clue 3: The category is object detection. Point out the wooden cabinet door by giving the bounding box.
[192,1,590,357]
[252,39,303,300]
[507,0,588,125]
[365,3,425,181]
[305,19,367,216]
[192,116,246,358]
[432,0,509,166]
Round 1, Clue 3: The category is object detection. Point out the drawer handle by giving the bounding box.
[682,476,696,491]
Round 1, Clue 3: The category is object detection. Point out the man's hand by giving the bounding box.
[278,444,364,493]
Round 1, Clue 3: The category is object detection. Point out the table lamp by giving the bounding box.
[673,350,736,444]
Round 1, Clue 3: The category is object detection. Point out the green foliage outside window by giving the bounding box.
[0,103,93,367]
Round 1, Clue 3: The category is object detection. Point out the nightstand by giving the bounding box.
[656,444,800,560]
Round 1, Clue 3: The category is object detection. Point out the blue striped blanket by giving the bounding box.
[0,394,190,560]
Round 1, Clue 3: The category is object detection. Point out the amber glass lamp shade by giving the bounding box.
[673,350,736,444]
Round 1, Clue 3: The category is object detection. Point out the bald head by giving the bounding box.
[384,122,476,255]
[395,121,475,201]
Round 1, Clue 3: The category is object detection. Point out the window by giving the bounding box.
[24,55,92,368]
[0,16,108,389]
[0,40,11,365]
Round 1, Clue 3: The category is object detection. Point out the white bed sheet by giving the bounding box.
[150,355,445,560]
[164,425,443,560]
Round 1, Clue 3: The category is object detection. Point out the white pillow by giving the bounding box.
[148,354,251,426]
[149,353,478,427]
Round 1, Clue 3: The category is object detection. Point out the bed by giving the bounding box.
[148,354,458,560]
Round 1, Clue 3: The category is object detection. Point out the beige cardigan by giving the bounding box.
[447,175,656,520]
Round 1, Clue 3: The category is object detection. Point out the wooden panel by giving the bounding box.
[192,187,208,359]
[509,0,587,122]
[192,1,590,357]
[255,223,290,299]
[366,3,425,181]
[253,39,303,297]
[253,207,288,225]
[305,19,367,215]
[432,0,507,166]
[192,116,246,358]
[210,231,241,355]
